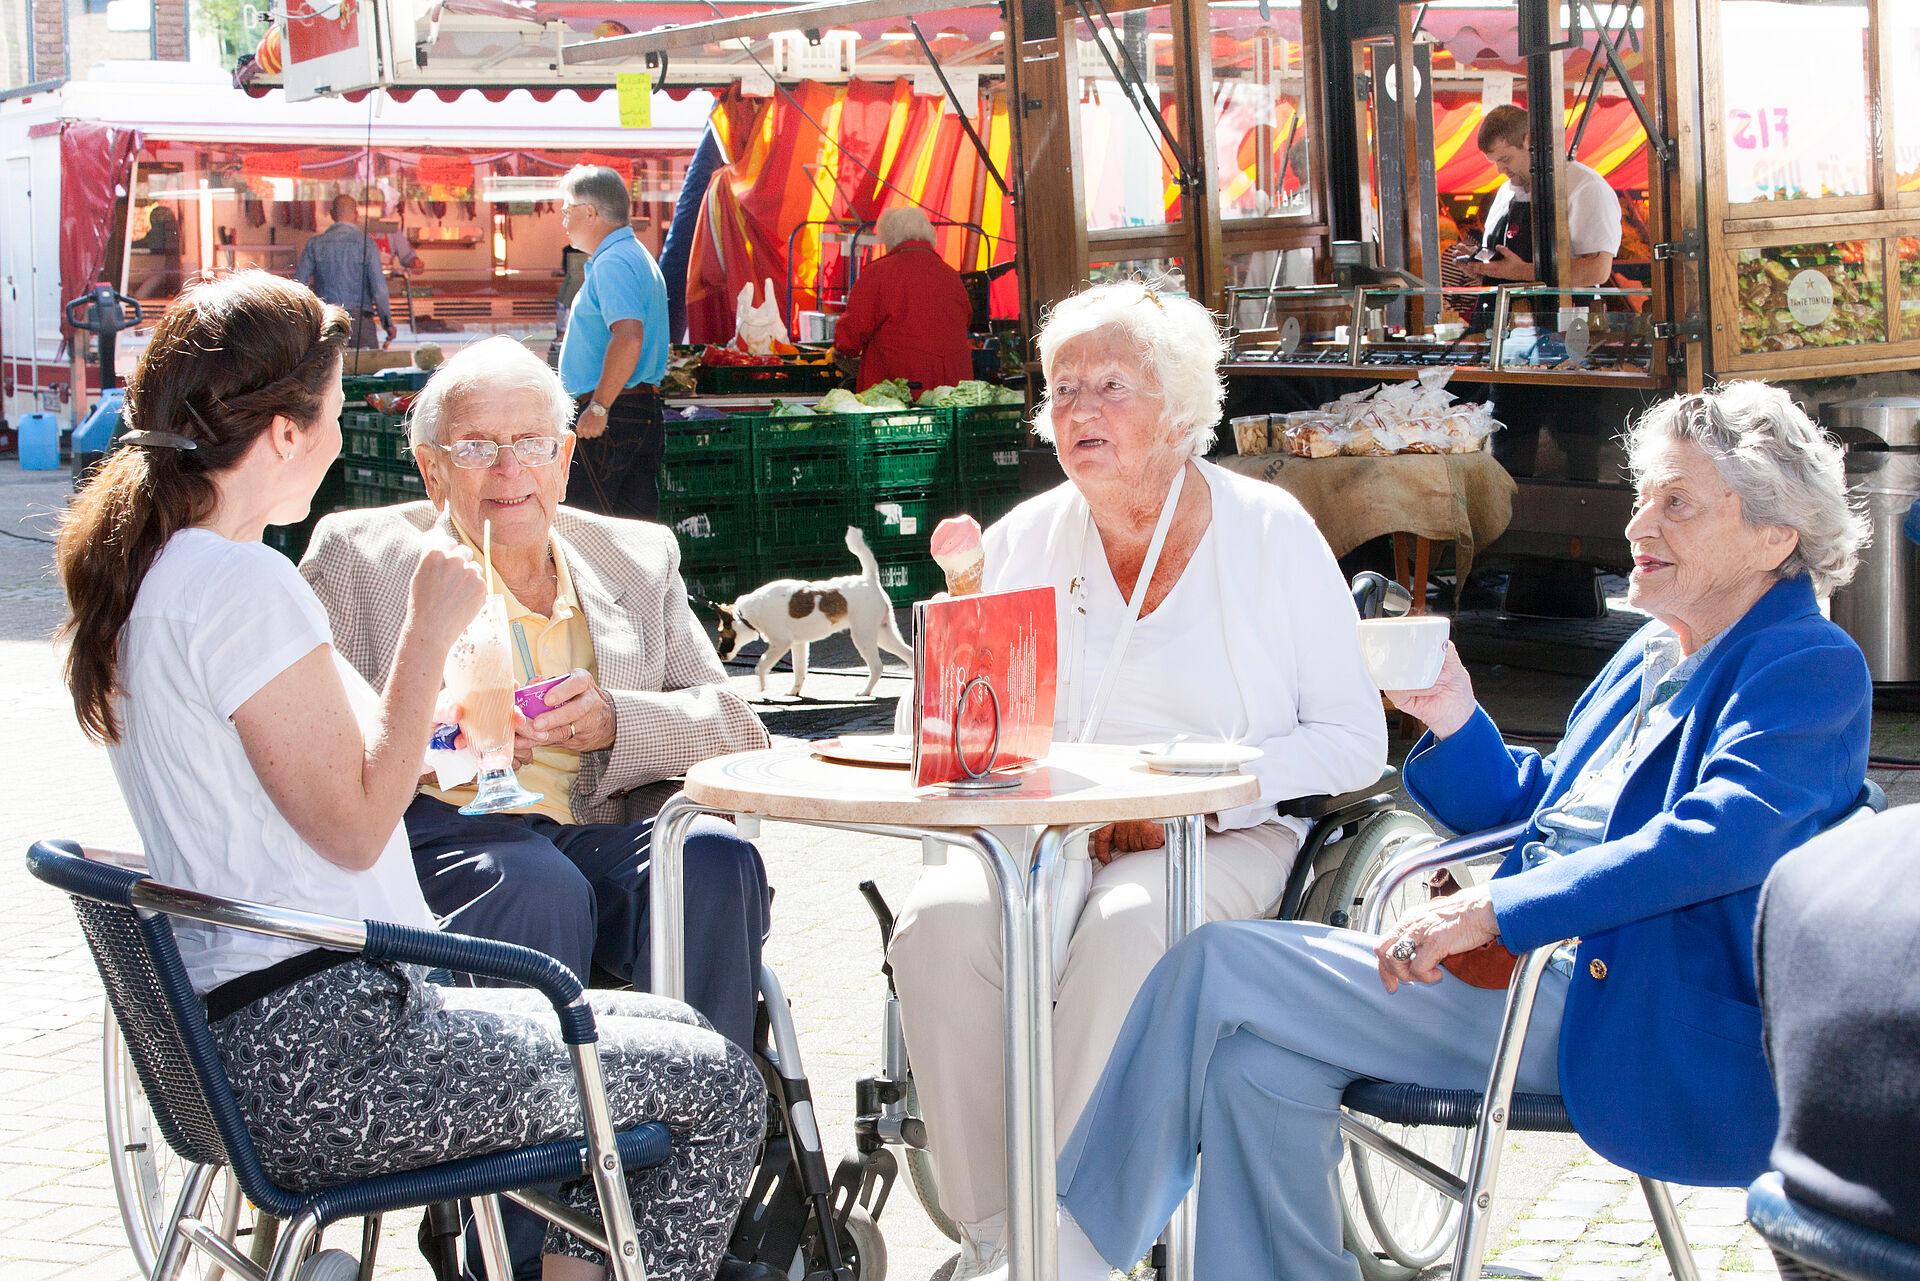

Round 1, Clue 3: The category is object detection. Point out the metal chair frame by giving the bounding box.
[28,839,673,1281]
[1338,782,1887,1281]
[1747,1171,1920,1281]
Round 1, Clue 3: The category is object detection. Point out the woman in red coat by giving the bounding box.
[834,206,974,393]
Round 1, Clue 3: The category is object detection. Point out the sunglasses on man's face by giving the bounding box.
[436,436,565,469]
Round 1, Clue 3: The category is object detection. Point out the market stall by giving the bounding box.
[0,61,709,428]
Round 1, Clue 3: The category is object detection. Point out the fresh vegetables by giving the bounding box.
[916,380,1024,408]
[412,343,444,372]
[816,388,889,415]
[771,399,816,417]
[858,378,913,407]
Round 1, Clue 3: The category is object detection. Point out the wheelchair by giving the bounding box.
[826,570,1469,1276]
[1333,780,1888,1281]
[87,847,878,1281]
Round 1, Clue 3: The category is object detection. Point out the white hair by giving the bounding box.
[409,336,576,449]
[1031,279,1227,457]
[876,206,936,250]
[1626,381,1867,596]
[558,165,632,227]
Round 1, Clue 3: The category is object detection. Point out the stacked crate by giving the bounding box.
[854,406,951,606]
[952,403,1029,528]
[657,398,1033,608]
[657,417,758,607]
[264,372,430,563]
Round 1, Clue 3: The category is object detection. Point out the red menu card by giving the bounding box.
[911,586,1059,788]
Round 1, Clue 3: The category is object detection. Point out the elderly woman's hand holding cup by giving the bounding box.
[1380,641,1478,739]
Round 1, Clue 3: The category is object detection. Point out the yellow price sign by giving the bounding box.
[617,72,652,128]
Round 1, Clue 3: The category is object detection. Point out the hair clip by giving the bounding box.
[182,400,217,434]
[120,430,198,451]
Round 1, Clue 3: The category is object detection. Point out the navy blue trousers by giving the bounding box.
[403,794,772,1281]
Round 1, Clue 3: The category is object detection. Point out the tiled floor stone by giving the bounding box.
[2,459,1906,1279]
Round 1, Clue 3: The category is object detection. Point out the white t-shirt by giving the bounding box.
[1483,160,1623,260]
[108,529,435,994]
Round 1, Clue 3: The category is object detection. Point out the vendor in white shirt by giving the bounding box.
[885,279,1388,1279]
[1458,103,1623,289]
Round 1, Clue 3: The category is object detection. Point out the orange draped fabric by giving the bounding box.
[685,80,1016,344]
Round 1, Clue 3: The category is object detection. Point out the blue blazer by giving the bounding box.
[1404,576,1870,1187]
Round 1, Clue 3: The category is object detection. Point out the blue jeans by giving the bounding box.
[1058,920,1567,1281]
[403,794,773,1281]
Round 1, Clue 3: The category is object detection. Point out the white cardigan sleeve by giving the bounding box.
[1210,466,1388,828]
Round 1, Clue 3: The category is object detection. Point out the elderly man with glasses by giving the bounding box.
[303,335,771,1025]
[302,336,771,1276]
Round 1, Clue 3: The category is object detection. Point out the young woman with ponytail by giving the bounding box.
[56,270,766,1281]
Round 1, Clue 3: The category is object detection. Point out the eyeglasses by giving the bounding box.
[436,436,565,469]
[561,202,595,219]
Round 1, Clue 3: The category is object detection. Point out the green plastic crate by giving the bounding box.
[962,481,1026,527]
[751,416,860,493]
[857,492,944,549]
[681,560,761,613]
[661,420,754,498]
[860,405,950,447]
[875,556,943,607]
[661,490,756,566]
[954,404,1028,485]
[388,468,428,503]
[756,490,859,555]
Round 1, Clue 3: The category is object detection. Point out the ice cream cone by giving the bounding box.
[943,555,985,596]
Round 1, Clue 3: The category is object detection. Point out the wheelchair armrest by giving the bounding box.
[1275,768,1402,821]
[127,878,593,1039]
[1358,819,1531,935]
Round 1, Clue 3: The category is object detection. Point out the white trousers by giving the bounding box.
[886,822,1301,1228]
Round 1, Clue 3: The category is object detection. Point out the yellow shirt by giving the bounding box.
[425,533,596,824]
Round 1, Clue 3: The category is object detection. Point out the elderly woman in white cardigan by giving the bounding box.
[887,280,1388,1277]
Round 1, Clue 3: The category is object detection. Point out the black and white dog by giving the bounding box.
[715,527,913,698]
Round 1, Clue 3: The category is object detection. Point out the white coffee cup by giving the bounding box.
[1356,616,1451,690]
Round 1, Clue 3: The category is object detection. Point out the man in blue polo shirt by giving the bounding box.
[557,164,670,518]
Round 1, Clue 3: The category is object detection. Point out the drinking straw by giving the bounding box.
[483,519,501,596]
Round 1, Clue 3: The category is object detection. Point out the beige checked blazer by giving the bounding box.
[300,501,769,825]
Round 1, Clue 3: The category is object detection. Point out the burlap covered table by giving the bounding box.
[1218,450,1517,584]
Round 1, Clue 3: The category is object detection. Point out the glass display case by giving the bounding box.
[1226,283,1657,383]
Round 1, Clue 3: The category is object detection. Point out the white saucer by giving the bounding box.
[1137,742,1263,775]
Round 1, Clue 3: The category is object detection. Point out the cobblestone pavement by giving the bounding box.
[2,459,1912,1281]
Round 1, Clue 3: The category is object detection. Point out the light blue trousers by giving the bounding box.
[1057,920,1569,1281]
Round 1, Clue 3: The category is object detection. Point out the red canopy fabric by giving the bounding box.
[60,121,142,340]
[1432,97,1650,194]
[684,80,1015,345]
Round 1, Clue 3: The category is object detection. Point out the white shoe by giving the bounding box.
[968,1206,1112,1281]
[951,1216,1008,1281]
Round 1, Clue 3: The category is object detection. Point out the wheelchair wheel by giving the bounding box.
[104,1006,256,1279]
[1309,813,1472,1281]
[902,1079,962,1245]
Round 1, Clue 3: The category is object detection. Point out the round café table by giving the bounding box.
[649,741,1258,1281]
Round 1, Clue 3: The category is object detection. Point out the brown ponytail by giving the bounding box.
[56,270,350,742]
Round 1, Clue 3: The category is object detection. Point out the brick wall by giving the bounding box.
[30,0,62,80]
[151,0,183,59]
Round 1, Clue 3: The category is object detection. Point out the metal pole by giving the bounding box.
[962,827,1038,1281]
[1157,814,1207,1281]
[570,1026,651,1281]
[647,793,701,1001]
[1024,827,1072,1281]
[151,1162,217,1281]
[1639,1178,1700,1281]
[471,1196,517,1281]
[1447,946,1556,1281]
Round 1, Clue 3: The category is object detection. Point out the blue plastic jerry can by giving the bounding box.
[18,412,61,470]
[71,388,126,456]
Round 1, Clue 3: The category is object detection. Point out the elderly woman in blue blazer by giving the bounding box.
[980,383,1873,1281]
